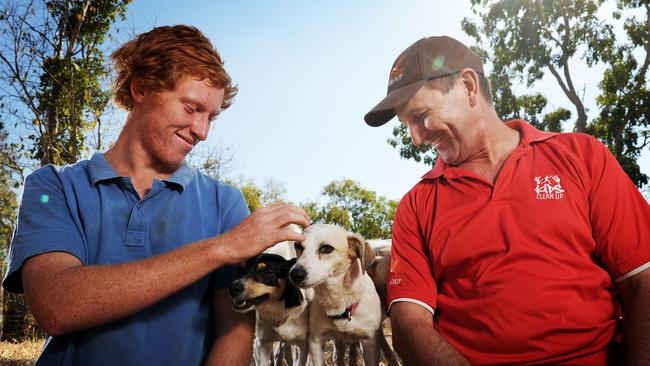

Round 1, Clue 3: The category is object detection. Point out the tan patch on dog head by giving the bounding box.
[347,233,376,274]
[238,274,283,301]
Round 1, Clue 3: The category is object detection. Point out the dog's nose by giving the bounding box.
[228,281,244,297]
[289,266,307,284]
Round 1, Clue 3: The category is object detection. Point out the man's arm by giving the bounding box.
[22,204,308,336]
[391,302,470,366]
[617,269,650,366]
[204,287,254,366]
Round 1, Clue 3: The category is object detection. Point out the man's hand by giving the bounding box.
[391,302,470,366]
[213,204,309,265]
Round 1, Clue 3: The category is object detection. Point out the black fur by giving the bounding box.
[279,258,304,308]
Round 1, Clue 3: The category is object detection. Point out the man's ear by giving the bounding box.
[347,233,376,274]
[130,77,147,104]
[458,68,479,107]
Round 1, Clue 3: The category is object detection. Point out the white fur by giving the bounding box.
[253,287,313,366]
[292,224,382,366]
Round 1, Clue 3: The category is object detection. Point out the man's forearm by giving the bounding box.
[204,290,255,366]
[621,272,650,365]
[23,237,225,336]
[204,318,254,366]
[393,323,469,365]
[22,204,309,336]
[391,303,470,366]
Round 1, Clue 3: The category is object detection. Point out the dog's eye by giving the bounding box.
[256,268,272,280]
[294,243,304,253]
[319,244,334,254]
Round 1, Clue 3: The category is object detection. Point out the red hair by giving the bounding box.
[111,25,237,110]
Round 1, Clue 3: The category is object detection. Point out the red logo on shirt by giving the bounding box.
[534,175,565,200]
[388,258,402,286]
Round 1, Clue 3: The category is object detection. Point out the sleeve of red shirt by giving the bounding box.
[386,187,438,314]
[579,135,650,281]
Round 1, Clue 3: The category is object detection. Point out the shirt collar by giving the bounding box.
[88,152,196,191]
[163,162,195,191]
[88,152,120,185]
[421,119,557,180]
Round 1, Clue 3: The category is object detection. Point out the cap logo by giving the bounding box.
[432,55,446,71]
[388,55,405,87]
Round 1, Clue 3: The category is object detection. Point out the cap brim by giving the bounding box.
[364,80,427,127]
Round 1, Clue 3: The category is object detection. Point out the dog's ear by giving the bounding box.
[348,233,376,274]
[235,256,258,278]
[280,258,298,277]
[280,280,304,308]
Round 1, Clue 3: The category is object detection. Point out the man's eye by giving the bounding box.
[415,112,427,123]
[319,244,334,254]
[185,104,196,114]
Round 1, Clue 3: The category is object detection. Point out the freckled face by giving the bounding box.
[132,76,224,169]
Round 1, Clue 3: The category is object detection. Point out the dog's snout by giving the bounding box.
[289,266,307,284]
[228,281,244,297]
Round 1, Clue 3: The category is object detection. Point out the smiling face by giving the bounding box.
[396,71,485,166]
[129,75,224,170]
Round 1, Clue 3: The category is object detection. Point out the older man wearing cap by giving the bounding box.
[365,36,650,365]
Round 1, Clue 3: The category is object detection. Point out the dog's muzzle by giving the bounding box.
[289,266,308,286]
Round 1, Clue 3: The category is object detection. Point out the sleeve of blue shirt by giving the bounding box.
[3,166,86,294]
[211,183,250,289]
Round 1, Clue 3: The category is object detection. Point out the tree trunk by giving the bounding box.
[1,291,28,341]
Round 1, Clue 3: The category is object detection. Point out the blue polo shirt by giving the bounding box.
[2,152,249,366]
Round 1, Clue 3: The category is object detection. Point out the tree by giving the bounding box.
[228,177,288,213]
[303,179,398,239]
[0,0,130,341]
[0,121,20,340]
[189,142,239,181]
[389,0,648,187]
[589,0,649,187]
[1,0,130,167]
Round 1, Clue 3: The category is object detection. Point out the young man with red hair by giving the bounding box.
[3,25,309,366]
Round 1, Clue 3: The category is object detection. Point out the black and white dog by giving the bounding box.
[229,245,313,366]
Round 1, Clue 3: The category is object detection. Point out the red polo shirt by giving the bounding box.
[387,120,650,365]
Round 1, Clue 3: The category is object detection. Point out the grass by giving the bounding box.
[0,339,44,366]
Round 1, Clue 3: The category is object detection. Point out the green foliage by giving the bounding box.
[302,179,398,239]
[0,0,130,341]
[224,176,398,239]
[1,0,130,166]
[389,0,648,187]
[587,1,650,187]
[228,178,287,213]
[0,122,20,259]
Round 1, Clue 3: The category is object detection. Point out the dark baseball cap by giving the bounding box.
[364,36,484,127]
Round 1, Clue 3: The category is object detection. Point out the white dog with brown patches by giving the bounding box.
[290,224,382,366]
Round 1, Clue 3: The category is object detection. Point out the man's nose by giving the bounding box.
[409,124,424,146]
[190,115,209,142]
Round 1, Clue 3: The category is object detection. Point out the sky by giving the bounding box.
[109,0,649,203]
